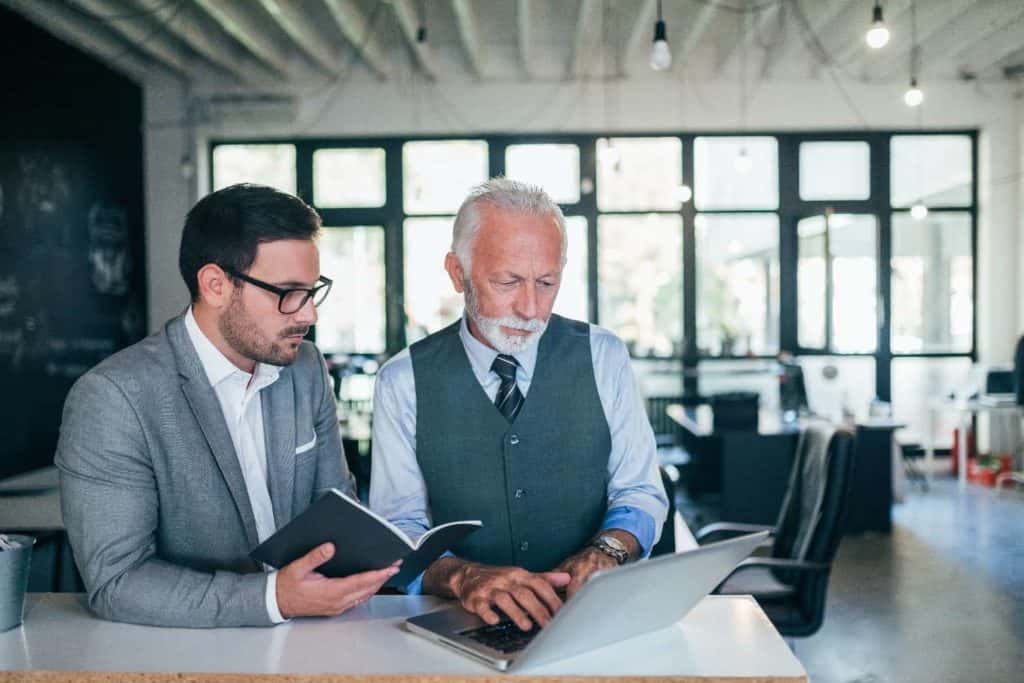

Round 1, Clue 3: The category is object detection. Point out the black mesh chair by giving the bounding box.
[695,425,856,638]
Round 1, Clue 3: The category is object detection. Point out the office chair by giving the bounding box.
[694,425,856,638]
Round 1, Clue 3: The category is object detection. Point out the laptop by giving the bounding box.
[404,530,768,672]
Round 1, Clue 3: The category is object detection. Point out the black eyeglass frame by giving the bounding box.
[222,266,333,314]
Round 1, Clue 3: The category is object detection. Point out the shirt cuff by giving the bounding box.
[403,550,455,595]
[265,571,289,624]
[602,506,657,558]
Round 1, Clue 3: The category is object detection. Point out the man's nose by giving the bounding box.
[513,283,538,320]
[293,294,318,325]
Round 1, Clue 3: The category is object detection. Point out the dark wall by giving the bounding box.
[0,7,147,480]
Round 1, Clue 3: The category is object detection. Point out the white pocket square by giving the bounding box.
[295,434,317,454]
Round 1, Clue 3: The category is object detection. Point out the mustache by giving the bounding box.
[281,327,310,338]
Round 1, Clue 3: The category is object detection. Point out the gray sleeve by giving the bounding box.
[313,351,353,498]
[55,371,271,628]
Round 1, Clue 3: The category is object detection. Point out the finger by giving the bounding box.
[493,592,533,632]
[540,571,572,588]
[468,598,502,626]
[511,587,553,628]
[287,543,334,576]
[528,576,565,615]
[336,565,401,594]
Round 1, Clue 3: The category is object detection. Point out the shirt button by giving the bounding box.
[514,488,525,499]
[509,434,520,445]
[520,541,529,551]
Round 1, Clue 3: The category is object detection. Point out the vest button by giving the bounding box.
[514,488,525,499]
[520,541,529,551]
[509,434,520,445]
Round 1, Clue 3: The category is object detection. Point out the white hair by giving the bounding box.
[451,177,567,277]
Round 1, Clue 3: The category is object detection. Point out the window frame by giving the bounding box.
[208,128,978,402]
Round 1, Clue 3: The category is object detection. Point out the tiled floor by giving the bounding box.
[674,464,1024,682]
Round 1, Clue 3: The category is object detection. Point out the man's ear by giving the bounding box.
[444,252,467,294]
[196,263,233,309]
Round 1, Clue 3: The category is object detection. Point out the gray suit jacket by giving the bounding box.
[55,314,352,627]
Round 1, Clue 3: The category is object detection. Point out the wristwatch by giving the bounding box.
[589,534,629,565]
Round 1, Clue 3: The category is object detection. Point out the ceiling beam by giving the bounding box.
[191,0,292,77]
[67,0,202,78]
[391,0,438,79]
[122,0,260,82]
[944,6,1024,76]
[765,0,848,78]
[451,0,484,78]
[256,0,341,76]
[516,0,533,78]
[620,0,656,77]
[321,0,390,80]
[672,1,717,72]
[714,1,784,76]
[567,0,601,80]
[0,0,157,83]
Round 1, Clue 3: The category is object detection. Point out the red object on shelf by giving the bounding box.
[966,454,1015,487]
[950,427,976,475]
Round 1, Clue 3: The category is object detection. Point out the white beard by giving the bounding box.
[464,283,548,354]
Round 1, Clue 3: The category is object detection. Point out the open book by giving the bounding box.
[250,489,482,587]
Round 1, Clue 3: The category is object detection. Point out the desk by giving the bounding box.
[924,399,1023,489]
[667,404,903,533]
[0,593,805,682]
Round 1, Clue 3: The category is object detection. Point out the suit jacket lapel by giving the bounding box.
[261,368,295,528]
[167,316,261,549]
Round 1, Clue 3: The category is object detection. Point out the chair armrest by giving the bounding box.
[732,557,831,574]
[695,522,774,544]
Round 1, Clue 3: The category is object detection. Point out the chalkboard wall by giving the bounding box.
[0,7,147,480]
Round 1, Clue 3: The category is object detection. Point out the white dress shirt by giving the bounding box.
[369,315,669,583]
[184,308,286,623]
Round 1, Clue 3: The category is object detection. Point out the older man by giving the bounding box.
[370,178,667,632]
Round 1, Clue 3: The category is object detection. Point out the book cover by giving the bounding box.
[250,489,482,586]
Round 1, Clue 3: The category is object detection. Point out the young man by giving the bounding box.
[56,184,397,627]
[370,178,668,632]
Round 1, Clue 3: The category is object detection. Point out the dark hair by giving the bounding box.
[178,183,321,301]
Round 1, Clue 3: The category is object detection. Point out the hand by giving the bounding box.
[555,547,619,599]
[428,558,570,631]
[276,543,400,619]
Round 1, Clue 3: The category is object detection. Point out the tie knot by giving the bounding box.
[490,354,519,382]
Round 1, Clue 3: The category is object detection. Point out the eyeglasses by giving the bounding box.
[222,267,333,314]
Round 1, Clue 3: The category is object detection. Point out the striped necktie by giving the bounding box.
[491,354,524,422]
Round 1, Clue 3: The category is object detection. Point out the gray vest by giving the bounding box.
[410,315,611,571]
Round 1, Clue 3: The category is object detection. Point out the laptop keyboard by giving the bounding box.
[460,620,540,653]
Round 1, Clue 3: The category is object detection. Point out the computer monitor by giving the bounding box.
[1015,336,1024,406]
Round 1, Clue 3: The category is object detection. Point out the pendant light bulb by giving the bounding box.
[904,78,924,107]
[649,19,672,71]
[734,147,753,174]
[865,3,890,49]
[910,202,928,220]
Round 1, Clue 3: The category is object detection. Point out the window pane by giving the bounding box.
[598,214,682,356]
[212,144,296,193]
[403,141,488,214]
[506,144,580,204]
[830,214,877,353]
[403,217,460,343]
[553,217,589,321]
[317,227,385,353]
[799,141,870,200]
[891,211,973,353]
[694,137,778,210]
[891,357,972,446]
[596,137,682,211]
[797,214,877,353]
[797,218,827,348]
[800,356,876,422]
[891,135,972,207]
[696,214,779,356]
[313,148,386,208]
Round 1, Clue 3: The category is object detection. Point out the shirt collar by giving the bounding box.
[458,313,539,384]
[184,307,281,390]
